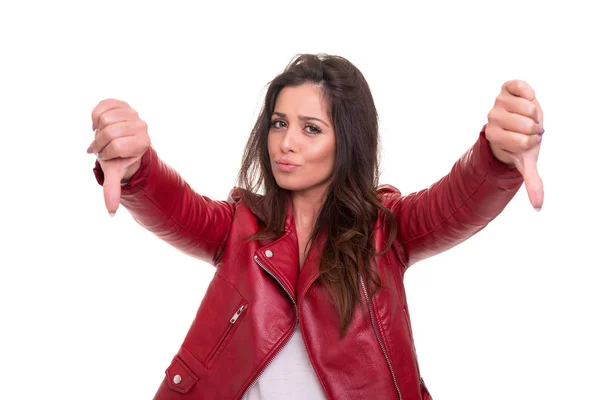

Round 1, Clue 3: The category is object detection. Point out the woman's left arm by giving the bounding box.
[387,80,544,267]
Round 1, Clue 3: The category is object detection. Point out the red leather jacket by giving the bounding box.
[93,128,523,399]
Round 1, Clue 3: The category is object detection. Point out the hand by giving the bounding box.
[485,80,544,210]
[88,99,151,215]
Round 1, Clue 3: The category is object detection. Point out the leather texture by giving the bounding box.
[93,127,523,399]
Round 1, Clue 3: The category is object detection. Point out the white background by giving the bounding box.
[1,1,598,399]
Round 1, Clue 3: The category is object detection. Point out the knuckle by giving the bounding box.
[98,113,110,129]
[103,125,123,144]
[515,80,527,90]
[135,118,148,132]
[497,94,511,109]
[492,96,503,109]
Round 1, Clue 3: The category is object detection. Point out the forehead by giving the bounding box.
[274,83,329,118]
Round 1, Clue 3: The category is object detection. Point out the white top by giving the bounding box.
[242,325,327,400]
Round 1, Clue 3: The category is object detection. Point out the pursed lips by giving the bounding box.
[276,160,300,166]
[274,160,300,171]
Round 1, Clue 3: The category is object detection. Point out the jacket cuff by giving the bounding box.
[92,148,155,195]
[474,125,524,189]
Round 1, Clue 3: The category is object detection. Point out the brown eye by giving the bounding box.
[270,120,286,129]
[305,124,322,134]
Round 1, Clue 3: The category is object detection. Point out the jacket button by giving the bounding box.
[173,374,182,384]
[265,250,274,258]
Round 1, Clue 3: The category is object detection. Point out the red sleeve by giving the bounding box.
[93,147,235,265]
[386,126,524,267]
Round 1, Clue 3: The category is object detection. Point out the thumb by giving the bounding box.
[101,163,124,216]
[519,154,544,211]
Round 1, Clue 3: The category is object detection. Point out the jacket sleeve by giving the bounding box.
[388,126,524,267]
[93,147,235,266]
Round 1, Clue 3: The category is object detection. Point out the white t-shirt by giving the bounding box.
[242,325,327,400]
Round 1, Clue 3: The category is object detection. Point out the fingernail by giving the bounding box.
[109,212,116,217]
[87,146,93,154]
[534,207,542,212]
[539,127,545,135]
[537,135,543,143]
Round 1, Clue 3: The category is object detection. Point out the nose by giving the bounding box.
[280,125,298,153]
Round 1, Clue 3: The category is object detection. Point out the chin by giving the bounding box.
[273,176,304,191]
[273,175,331,195]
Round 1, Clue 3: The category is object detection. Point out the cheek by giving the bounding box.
[309,139,336,166]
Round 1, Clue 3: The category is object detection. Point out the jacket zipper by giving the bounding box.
[205,304,247,365]
[359,274,402,400]
[239,255,299,399]
[230,304,245,323]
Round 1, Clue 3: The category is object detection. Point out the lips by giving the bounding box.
[275,160,300,172]
[275,160,299,167]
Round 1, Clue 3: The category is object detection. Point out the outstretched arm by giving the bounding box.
[89,99,234,266]
[388,80,544,267]
[387,127,523,267]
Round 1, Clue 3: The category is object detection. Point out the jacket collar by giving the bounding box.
[254,194,325,303]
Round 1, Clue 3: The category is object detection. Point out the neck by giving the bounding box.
[290,186,328,232]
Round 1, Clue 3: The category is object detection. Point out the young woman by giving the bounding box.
[88,53,544,400]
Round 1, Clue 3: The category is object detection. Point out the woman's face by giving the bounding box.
[267,83,336,197]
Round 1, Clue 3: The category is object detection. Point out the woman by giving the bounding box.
[88,54,544,399]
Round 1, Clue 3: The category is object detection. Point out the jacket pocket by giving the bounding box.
[204,302,247,366]
[181,273,249,370]
[165,355,199,394]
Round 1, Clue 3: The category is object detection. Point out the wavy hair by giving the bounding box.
[237,53,397,337]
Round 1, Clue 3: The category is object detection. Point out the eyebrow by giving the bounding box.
[272,111,330,128]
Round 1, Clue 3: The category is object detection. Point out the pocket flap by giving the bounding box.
[165,355,199,394]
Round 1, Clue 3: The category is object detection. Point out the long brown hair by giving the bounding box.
[237,53,397,337]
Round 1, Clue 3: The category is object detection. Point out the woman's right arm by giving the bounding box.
[89,99,234,266]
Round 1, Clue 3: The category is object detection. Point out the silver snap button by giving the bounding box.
[265,250,273,258]
[173,374,182,384]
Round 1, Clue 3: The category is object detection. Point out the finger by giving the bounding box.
[486,128,541,153]
[499,94,539,123]
[91,99,131,131]
[89,120,141,154]
[520,155,544,211]
[97,135,148,161]
[502,80,535,101]
[101,162,125,215]
[489,108,542,135]
[94,106,138,133]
